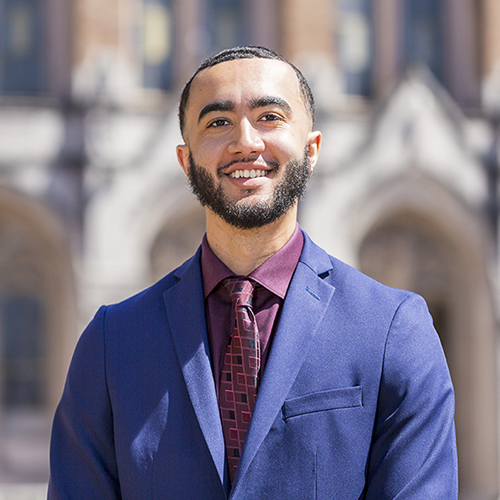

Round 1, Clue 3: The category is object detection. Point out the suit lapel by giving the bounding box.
[231,236,336,494]
[163,251,227,491]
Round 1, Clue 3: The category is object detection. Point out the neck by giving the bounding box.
[205,207,298,276]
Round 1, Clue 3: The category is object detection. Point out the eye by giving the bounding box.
[259,113,283,122]
[208,118,231,128]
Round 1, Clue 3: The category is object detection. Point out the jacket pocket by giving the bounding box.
[282,386,362,420]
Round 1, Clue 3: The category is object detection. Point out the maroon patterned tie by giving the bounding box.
[218,278,261,483]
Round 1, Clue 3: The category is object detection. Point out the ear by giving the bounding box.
[176,144,190,177]
[306,130,322,171]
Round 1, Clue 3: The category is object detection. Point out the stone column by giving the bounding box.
[372,0,400,99]
[442,0,480,107]
[480,0,500,78]
[480,0,500,109]
[46,0,72,98]
[73,0,121,67]
[279,0,334,63]
[173,0,205,88]
[249,0,280,51]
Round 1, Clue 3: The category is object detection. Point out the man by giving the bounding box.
[49,46,457,499]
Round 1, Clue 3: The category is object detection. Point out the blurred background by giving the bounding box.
[0,0,499,498]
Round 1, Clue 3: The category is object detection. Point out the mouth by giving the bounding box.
[218,156,279,180]
[228,169,270,179]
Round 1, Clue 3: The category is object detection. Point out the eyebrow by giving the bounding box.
[249,96,292,114]
[198,100,235,123]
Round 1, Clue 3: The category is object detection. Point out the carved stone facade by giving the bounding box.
[0,0,499,497]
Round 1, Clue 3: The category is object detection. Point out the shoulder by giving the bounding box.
[72,249,202,349]
[300,230,413,313]
[309,242,449,388]
[72,249,202,367]
[299,233,443,371]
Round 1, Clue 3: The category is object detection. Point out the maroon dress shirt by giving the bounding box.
[201,224,304,393]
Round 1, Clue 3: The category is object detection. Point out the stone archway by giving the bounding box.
[0,187,77,482]
[359,213,455,358]
[356,179,498,499]
[150,206,206,282]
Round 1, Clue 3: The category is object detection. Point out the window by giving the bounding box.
[338,0,373,96]
[1,0,44,93]
[206,0,248,55]
[403,0,444,81]
[142,0,174,90]
[2,296,45,409]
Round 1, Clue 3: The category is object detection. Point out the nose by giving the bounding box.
[227,119,265,156]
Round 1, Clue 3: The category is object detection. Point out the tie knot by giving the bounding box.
[223,278,255,307]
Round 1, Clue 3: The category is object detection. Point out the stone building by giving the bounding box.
[0,0,499,497]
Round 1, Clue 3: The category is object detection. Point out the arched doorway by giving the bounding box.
[0,188,76,482]
[356,180,498,499]
[359,213,454,358]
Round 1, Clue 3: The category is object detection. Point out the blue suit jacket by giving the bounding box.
[49,232,457,499]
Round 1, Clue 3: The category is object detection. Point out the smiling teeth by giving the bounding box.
[229,169,268,179]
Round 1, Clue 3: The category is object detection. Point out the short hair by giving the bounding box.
[178,46,315,137]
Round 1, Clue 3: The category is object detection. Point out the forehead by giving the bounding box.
[186,58,305,117]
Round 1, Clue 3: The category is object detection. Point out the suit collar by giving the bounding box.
[299,229,334,277]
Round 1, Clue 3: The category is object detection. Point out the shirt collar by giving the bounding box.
[201,223,304,299]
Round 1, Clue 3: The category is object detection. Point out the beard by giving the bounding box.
[187,147,312,230]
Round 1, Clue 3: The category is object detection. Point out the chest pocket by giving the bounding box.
[282,386,362,420]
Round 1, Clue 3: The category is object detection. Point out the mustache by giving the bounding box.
[217,157,280,177]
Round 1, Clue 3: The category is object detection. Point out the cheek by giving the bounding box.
[191,139,225,165]
[265,131,306,161]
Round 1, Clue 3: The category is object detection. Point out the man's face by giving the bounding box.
[177,58,321,229]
